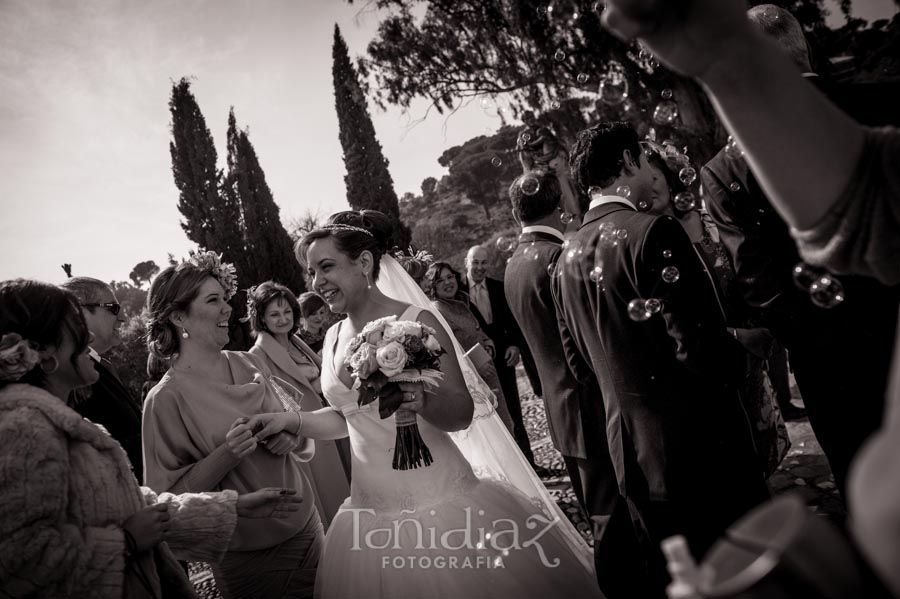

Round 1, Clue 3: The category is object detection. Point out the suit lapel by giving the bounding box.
[255,333,310,383]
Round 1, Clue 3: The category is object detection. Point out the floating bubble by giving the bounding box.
[662,250,673,259]
[480,97,495,111]
[699,237,716,253]
[638,46,653,62]
[537,5,549,17]
[792,262,823,291]
[729,182,741,192]
[644,298,662,314]
[522,242,540,261]
[520,175,541,196]
[725,135,744,159]
[599,75,629,106]
[554,49,567,62]
[598,222,618,247]
[563,239,584,263]
[637,200,651,212]
[589,265,604,284]
[495,235,517,252]
[661,266,681,283]
[661,88,674,100]
[560,211,575,225]
[547,261,562,279]
[616,185,631,198]
[615,228,628,240]
[491,155,502,167]
[593,2,605,13]
[653,100,679,125]
[673,191,697,212]
[678,166,697,186]
[520,131,532,143]
[621,99,635,114]
[809,275,845,309]
[576,73,589,84]
[627,299,652,322]
[549,99,561,110]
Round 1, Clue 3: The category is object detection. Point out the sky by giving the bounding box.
[1,0,896,285]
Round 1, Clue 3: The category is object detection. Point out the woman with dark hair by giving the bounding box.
[245,281,350,527]
[249,210,600,598]
[0,279,301,599]
[142,253,324,599]
[423,261,515,433]
[296,292,330,354]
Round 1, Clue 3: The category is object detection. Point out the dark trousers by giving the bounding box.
[495,358,535,465]
[563,454,648,599]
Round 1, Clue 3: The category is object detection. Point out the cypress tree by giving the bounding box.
[168,78,249,276]
[332,24,411,248]
[224,109,306,293]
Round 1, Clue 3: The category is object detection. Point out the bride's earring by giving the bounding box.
[181,326,190,339]
[364,270,372,290]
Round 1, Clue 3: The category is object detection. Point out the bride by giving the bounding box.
[248,210,600,598]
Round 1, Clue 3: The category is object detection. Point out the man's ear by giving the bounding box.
[622,149,639,175]
[511,206,522,226]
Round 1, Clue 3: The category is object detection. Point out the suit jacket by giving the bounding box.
[73,356,144,481]
[554,202,763,505]
[461,276,525,358]
[504,230,604,459]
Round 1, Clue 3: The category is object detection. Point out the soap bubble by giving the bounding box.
[661,266,681,283]
[627,299,652,322]
[520,175,541,196]
[673,192,697,212]
[491,156,502,167]
[809,275,845,309]
[495,235,517,252]
[560,211,575,225]
[653,99,679,125]
[678,166,697,186]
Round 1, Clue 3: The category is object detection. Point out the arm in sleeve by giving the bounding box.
[142,387,241,494]
[0,412,125,598]
[551,255,597,386]
[640,215,746,383]
[139,487,238,563]
[792,126,900,286]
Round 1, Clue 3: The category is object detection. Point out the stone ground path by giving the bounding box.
[189,367,841,597]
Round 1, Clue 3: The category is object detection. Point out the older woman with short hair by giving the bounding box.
[245,281,351,527]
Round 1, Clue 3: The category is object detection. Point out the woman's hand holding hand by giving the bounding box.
[225,417,258,459]
[236,488,303,519]
[262,431,301,455]
[123,503,170,553]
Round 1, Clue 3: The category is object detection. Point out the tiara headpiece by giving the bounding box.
[321,224,373,237]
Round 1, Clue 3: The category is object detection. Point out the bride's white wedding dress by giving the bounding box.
[314,305,602,599]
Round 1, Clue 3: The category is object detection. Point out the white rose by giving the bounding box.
[384,320,422,340]
[423,334,441,352]
[375,341,408,377]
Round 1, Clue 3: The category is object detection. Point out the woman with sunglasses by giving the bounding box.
[0,279,302,599]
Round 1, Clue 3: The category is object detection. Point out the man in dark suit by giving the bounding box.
[558,122,769,596]
[61,277,144,482]
[701,4,900,496]
[462,244,543,471]
[505,169,643,598]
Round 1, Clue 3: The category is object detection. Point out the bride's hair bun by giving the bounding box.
[331,210,394,253]
[295,209,396,281]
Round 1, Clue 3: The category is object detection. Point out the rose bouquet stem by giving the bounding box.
[392,408,433,470]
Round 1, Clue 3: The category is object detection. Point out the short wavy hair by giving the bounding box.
[569,122,641,194]
[247,281,302,337]
[423,262,463,301]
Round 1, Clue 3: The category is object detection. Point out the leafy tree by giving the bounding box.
[333,24,412,247]
[168,78,249,277]
[109,281,148,319]
[287,208,325,243]
[349,0,849,163]
[106,312,149,400]
[224,109,307,294]
[61,264,72,278]
[128,260,160,288]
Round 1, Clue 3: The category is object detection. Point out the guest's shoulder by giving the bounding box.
[143,372,182,408]
[226,350,272,376]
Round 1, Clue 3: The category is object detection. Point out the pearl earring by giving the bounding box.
[364,271,372,289]
[181,327,189,339]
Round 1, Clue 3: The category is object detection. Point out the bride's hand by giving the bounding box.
[397,381,427,414]
[246,412,301,441]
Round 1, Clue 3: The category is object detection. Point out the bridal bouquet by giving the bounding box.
[345,315,445,470]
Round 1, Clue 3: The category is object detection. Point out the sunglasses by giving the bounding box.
[83,302,121,316]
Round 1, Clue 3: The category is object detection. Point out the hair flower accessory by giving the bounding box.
[643,138,691,172]
[187,250,238,300]
[0,333,41,382]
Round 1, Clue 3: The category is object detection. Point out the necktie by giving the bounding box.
[473,282,493,325]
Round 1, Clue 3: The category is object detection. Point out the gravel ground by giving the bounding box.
[189,366,840,596]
